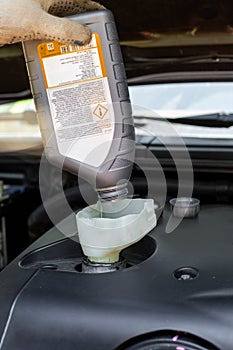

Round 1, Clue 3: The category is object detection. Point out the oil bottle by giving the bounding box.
[22,10,135,201]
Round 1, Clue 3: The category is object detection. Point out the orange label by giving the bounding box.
[38,33,107,89]
[37,33,115,166]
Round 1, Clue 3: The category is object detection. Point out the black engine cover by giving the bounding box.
[0,204,233,350]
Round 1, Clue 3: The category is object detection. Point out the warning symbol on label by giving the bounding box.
[93,104,108,119]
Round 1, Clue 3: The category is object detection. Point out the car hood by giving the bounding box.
[1,0,233,98]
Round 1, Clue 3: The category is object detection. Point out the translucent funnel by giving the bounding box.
[76,198,157,263]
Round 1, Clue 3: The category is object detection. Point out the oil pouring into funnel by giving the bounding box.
[23,9,157,272]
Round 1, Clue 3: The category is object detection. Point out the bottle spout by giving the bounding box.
[97,181,128,202]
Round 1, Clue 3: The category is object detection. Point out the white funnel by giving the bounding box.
[76,198,157,263]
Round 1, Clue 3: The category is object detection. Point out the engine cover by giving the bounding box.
[0,204,232,350]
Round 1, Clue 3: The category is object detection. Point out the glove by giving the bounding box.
[0,0,105,46]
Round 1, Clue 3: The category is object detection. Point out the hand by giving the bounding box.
[0,0,105,46]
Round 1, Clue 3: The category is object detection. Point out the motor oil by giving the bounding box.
[22,10,135,200]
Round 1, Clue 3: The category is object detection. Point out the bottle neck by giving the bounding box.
[97,182,128,202]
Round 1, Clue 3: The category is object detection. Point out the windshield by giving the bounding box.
[0,81,233,153]
[0,99,41,152]
[129,82,233,139]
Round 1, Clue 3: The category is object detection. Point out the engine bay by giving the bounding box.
[1,1,233,349]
